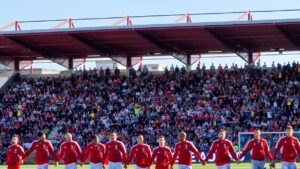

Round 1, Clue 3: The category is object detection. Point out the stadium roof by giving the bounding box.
[1,18,300,60]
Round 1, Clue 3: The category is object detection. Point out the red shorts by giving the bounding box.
[7,165,21,169]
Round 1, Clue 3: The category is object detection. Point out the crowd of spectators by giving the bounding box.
[0,61,299,163]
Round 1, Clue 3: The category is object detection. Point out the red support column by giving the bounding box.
[112,16,132,26]
[174,13,192,24]
[236,10,252,21]
[0,21,21,31]
[51,18,75,29]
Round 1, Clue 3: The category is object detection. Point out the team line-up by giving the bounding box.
[5,126,300,169]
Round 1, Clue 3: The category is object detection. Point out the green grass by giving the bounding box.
[1,163,300,169]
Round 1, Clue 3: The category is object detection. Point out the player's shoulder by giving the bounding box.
[248,139,255,143]
[44,140,52,144]
[98,142,105,147]
[143,144,151,148]
[185,140,194,145]
[164,146,172,151]
[212,139,220,144]
[116,140,125,145]
[32,140,39,144]
[7,145,14,149]
[175,142,181,146]
[17,145,24,151]
[153,147,160,151]
[260,138,268,143]
[72,140,80,146]
[118,140,125,143]
[140,143,150,148]
[61,141,68,146]
[131,144,138,149]
[225,139,233,144]
[277,136,286,142]
[15,144,23,149]
[71,140,78,143]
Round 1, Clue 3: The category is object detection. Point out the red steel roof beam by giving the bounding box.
[0,21,21,31]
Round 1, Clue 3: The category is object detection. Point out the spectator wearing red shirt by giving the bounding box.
[82,134,105,169]
[5,135,25,169]
[238,129,273,169]
[127,135,151,169]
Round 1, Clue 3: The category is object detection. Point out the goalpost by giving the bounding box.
[239,131,300,160]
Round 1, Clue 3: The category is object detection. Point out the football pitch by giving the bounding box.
[1,163,300,169]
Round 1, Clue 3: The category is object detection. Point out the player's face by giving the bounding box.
[158,138,165,147]
[286,129,293,137]
[111,133,117,141]
[11,137,18,145]
[92,138,99,144]
[137,136,144,144]
[178,134,185,141]
[218,132,226,140]
[39,134,46,141]
[254,130,261,140]
[65,134,72,141]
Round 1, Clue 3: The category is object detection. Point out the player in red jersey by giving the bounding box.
[23,131,57,169]
[150,136,173,169]
[104,132,127,169]
[238,129,273,169]
[127,135,151,169]
[271,126,300,169]
[82,134,106,169]
[172,132,205,169]
[5,135,25,169]
[204,130,238,169]
[57,132,83,169]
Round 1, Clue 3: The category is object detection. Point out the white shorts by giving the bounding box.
[36,163,49,169]
[281,162,297,169]
[178,165,192,169]
[251,160,265,169]
[90,162,103,169]
[108,162,122,169]
[64,163,77,169]
[134,165,148,169]
[216,164,230,169]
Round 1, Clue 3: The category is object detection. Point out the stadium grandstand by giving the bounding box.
[0,4,300,169]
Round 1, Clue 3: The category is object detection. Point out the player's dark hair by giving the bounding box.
[286,126,293,130]
[91,134,98,141]
[37,131,45,137]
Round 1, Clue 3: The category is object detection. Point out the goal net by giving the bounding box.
[239,131,300,161]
